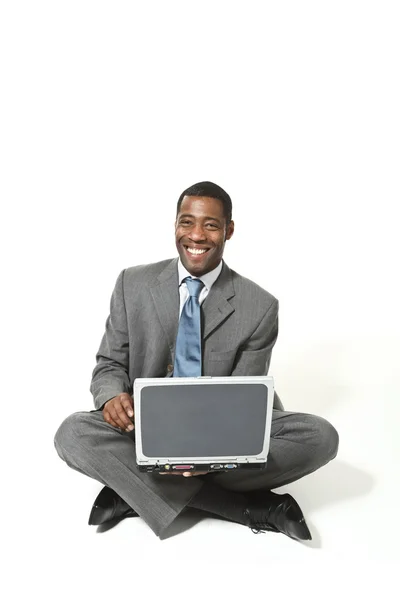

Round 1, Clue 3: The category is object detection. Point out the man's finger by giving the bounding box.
[119,394,134,418]
[104,413,120,430]
[115,403,133,430]
[121,398,134,418]
[109,406,129,431]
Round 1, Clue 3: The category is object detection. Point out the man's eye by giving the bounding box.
[206,223,218,229]
[180,220,191,225]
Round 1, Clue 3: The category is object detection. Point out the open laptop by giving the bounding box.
[133,376,274,473]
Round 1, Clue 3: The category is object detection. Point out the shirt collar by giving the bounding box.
[177,258,223,292]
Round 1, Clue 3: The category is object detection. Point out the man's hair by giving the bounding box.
[176,181,233,223]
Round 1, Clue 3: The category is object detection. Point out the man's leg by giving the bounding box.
[207,410,339,493]
[54,409,338,537]
[54,410,204,537]
[184,410,338,538]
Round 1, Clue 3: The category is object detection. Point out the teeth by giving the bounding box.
[187,247,207,255]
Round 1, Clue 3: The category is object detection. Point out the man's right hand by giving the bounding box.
[103,393,134,432]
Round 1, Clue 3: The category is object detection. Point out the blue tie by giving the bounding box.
[173,277,204,377]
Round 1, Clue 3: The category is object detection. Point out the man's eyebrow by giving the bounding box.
[178,213,222,223]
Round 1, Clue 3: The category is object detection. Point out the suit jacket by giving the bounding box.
[90,258,283,410]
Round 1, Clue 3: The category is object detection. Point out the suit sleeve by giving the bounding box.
[230,299,279,377]
[90,270,132,410]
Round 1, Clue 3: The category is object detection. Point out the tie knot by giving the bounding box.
[184,277,204,298]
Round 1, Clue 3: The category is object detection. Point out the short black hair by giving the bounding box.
[176,181,232,223]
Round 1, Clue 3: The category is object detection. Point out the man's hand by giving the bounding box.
[103,393,134,432]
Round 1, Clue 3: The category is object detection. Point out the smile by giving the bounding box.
[184,246,209,256]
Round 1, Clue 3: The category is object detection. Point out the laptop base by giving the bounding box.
[140,462,267,473]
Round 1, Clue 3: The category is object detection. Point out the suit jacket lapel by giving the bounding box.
[149,258,180,352]
[149,258,236,350]
[202,261,235,340]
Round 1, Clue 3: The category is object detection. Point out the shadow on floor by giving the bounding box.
[279,459,375,513]
[159,508,207,540]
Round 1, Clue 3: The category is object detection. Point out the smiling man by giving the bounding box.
[175,193,234,276]
[54,181,339,541]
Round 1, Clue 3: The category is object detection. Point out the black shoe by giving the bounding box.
[243,491,312,541]
[88,486,138,526]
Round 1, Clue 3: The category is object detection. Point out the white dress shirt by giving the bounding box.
[177,259,223,317]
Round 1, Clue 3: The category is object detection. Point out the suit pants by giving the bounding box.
[54,409,339,537]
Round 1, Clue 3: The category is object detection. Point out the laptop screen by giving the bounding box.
[140,383,268,458]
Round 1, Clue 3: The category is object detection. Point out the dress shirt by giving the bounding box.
[177,259,223,317]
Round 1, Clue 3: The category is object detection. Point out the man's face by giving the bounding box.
[175,195,234,277]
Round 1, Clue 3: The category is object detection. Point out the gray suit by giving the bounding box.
[54,259,339,536]
[90,258,283,410]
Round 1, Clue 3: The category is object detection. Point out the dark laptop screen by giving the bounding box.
[140,383,268,457]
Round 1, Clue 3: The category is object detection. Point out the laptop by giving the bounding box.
[133,375,274,473]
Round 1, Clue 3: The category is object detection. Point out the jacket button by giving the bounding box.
[167,364,173,373]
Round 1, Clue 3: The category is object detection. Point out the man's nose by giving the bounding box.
[189,224,207,241]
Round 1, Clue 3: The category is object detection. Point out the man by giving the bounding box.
[54,181,339,541]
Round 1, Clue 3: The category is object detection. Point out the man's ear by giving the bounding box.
[225,220,235,241]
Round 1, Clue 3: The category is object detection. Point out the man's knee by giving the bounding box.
[54,412,88,461]
[316,416,339,463]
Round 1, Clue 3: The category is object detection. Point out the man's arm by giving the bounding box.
[231,299,279,377]
[90,270,132,410]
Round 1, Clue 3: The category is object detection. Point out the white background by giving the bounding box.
[1,1,399,598]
